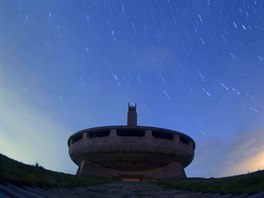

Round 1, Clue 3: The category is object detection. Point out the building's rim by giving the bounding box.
[67,125,196,149]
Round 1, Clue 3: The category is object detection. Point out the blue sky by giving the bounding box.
[1,0,263,178]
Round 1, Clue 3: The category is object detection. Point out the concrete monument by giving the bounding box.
[68,103,195,180]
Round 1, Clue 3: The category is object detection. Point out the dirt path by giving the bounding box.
[1,181,261,198]
[29,181,249,198]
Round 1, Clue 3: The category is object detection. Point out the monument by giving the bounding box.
[68,103,195,180]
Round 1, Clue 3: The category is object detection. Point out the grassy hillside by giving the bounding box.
[156,170,264,195]
[0,154,111,187]
[1,153,263,195]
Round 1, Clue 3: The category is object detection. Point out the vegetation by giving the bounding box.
[0,154,111,188]
[1,153,263,195]
[156,171,264,195]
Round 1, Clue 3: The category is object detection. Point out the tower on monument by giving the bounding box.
[127,103,137,126]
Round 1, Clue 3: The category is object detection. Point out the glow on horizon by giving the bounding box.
[1,84,77,174]
[225,149,264,176]
[220,129,264,177]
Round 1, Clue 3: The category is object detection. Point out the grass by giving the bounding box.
[156,170,264,195]
[0,154,111,188]
[1,153,263,195]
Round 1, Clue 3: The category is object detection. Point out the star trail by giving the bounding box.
[1,0,263,177]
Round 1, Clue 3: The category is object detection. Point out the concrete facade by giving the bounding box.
[68,104,195,180]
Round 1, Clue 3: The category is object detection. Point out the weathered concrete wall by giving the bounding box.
[69,126,195,179]
[77,159,186,179]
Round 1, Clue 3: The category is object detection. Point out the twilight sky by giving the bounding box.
[0,0,263,178]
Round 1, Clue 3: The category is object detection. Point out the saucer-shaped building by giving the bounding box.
[68,103,195,180]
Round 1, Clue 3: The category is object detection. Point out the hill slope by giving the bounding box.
[157,170,264,195]
[1,154,263,195]
[0,154,110,187]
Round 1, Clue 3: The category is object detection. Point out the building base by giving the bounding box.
[76,160,186,180]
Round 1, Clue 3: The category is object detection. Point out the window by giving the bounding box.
[88,130,110,138]
[180,136,189,145]
[72,134,83,144]
[152,130,173,140]
[117,128,145,137]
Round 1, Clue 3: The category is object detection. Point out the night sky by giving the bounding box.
[1,0,263,178]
